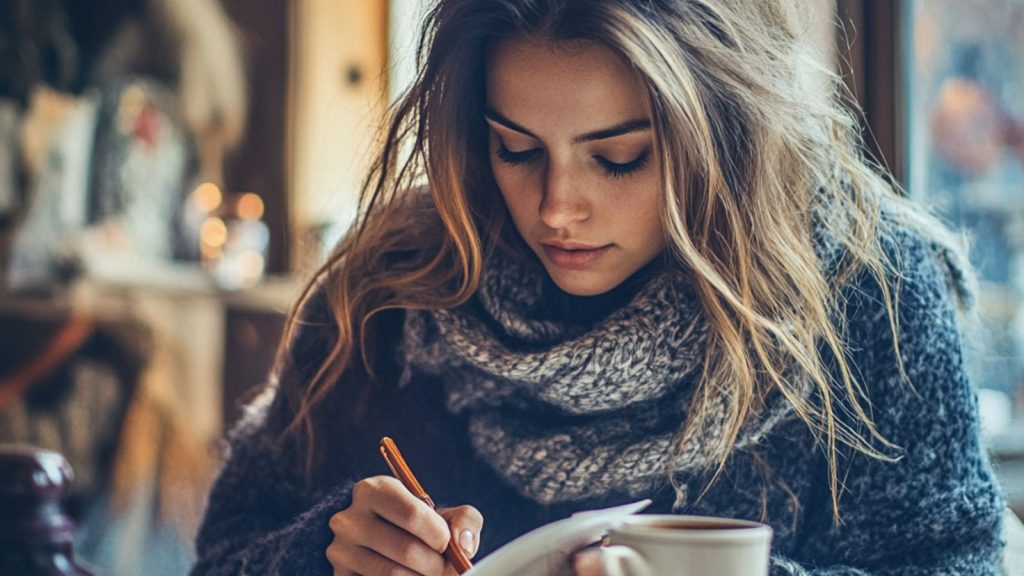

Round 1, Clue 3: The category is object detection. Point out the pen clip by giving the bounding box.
[379,445,402,478]
[379,437,436,508]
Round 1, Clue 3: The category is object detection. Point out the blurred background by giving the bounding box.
[0,0,1021,573]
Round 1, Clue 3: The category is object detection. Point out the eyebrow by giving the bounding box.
[484,107,651,144]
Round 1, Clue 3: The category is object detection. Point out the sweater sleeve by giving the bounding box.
[189,392,354,575]
[190,287,355,575]
[769,231,1006,575]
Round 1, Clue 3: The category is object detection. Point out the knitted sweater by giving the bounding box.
[190,226,1006,575]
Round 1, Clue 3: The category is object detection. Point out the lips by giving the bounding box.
[540,242,612,270]
[542,241,605,250]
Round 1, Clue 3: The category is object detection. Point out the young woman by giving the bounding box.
[191,1,1007,574]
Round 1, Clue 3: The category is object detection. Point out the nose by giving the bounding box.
[539,161,590,229]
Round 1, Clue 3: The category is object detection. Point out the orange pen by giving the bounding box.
[379,437,474,574]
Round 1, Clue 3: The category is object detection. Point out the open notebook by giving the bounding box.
[465,499,652,576]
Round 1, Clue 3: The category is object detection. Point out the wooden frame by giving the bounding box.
[221,0,292,274]
[835,0,905,185]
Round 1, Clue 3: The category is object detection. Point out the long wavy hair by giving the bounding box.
[274,0,972,520]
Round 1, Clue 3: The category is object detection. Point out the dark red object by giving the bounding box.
[0,445,96,575]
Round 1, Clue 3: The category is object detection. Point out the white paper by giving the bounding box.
[466,500,652,576]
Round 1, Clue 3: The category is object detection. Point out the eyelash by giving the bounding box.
[495,145,651,179]
[495,146,540,167]
[597,152,650,179]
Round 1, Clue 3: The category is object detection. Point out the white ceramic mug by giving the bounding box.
[602,515,772,576]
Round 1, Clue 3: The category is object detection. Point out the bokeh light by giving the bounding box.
[236,193,265,220]
[200,217,228,248]
[192,182,223,213]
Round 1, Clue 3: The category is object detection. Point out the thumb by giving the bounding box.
[437,505,484,558]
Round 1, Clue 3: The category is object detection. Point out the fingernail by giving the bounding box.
[459,529,475,556]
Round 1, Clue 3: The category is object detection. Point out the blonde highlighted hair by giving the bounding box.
[275,0,971,521]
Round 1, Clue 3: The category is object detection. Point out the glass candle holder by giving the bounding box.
[199,192,269,291]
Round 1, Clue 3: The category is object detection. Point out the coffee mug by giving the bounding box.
[601,515,772,576]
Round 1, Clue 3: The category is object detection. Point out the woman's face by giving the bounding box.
[485,38,666,296]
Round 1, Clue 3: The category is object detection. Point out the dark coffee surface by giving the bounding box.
[651,521,749,531]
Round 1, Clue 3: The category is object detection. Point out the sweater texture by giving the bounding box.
[190,219,1006,575]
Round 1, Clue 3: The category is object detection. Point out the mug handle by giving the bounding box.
[601,545,655,576]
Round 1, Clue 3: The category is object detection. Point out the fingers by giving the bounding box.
[331,510,447,574]
[327,476,486,576]
[327,475,458,575]
[352,476,451,553]
[437,505,485,558]
[573,547,606,576]
[328,543,421,576]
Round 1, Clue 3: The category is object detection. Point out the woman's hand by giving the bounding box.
[327,476,483,575]
[573,545,655,576]
[573,547,607,576]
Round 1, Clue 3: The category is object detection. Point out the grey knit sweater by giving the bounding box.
[190,225,1006,575]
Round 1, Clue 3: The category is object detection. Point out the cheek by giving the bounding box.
[491,162,538,216]
[607,176,663,235]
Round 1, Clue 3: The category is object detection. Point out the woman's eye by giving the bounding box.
[495,145,541,166]
[596,150,651,179]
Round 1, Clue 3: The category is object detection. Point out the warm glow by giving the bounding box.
[236,193,265,220]
[200,242,223,260]
[238,250,266,281]
[200,217,229,248]
[192,182,223,212]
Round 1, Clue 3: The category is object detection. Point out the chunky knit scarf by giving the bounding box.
[399,249,809,509]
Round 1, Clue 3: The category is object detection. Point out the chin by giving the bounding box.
[544,268,621,297]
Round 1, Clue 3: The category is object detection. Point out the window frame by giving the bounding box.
[835,0,905,186]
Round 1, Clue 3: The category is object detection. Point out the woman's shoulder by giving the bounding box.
[372,186,446,241]
[347,188,450,278]
[843,204,976,322]
[809,211,991,478]
[285,193,436,371]
[834,208,979,407]
[814,185,976,313]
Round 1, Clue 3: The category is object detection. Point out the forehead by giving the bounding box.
[485,38,649,131]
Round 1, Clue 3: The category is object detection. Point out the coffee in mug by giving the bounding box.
[602,515,772,576]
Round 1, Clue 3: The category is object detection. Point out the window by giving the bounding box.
[904,0,1024,415]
